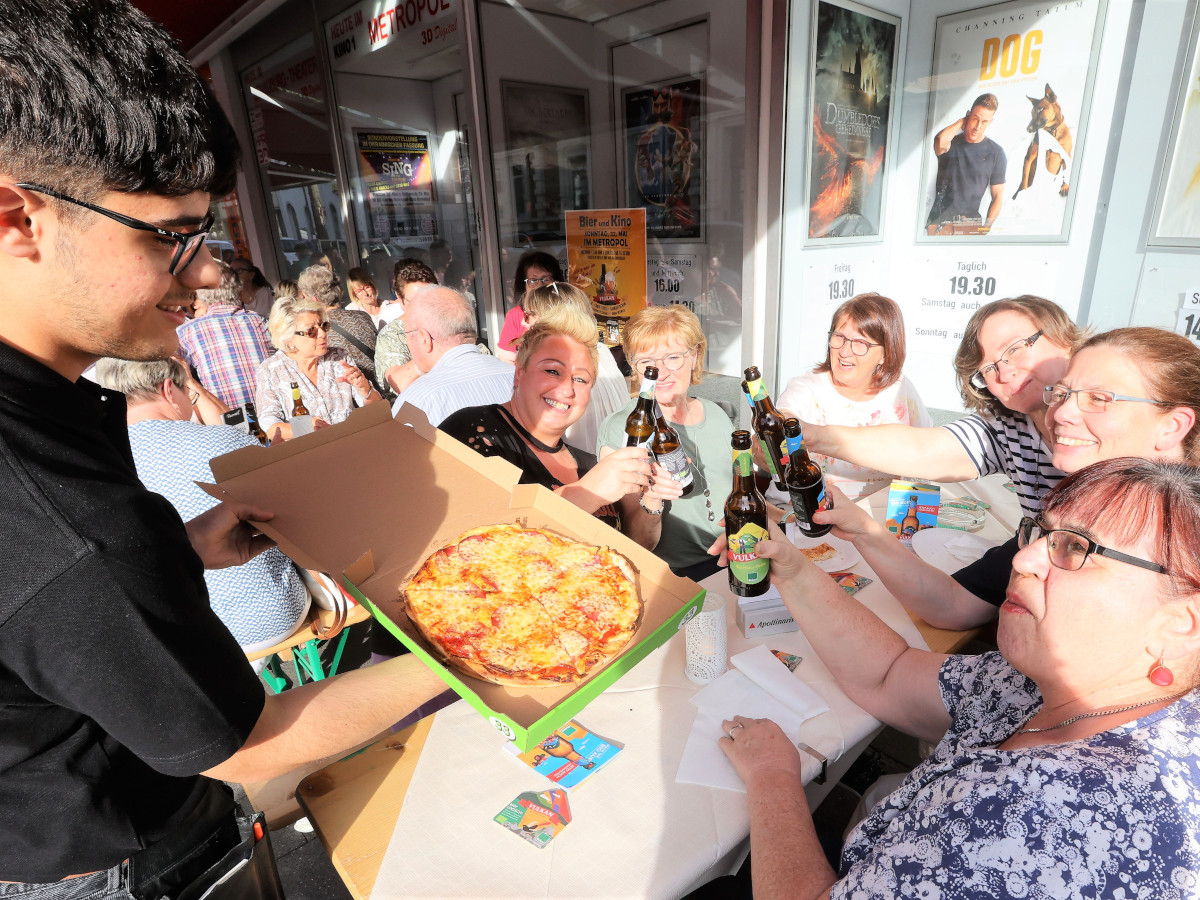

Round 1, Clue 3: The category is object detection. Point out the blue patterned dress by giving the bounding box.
[835,652,1200,899]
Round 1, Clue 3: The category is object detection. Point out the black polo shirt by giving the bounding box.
[952,535,1019,607]
[0,341,265,882]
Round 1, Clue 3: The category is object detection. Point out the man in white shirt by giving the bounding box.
[391,285,514,426]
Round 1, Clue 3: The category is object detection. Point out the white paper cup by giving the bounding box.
[291,414,314,437]
[685,593,728,684]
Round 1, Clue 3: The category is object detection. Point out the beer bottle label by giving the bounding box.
[732,447,754,476]
[655,445,694,487]
[637,375,656,399]
[727,522,769,585]
[746,378,768,403]
[785,432,803,456]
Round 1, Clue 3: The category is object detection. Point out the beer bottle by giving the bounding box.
[651,400,694,496]
[290,381,310,417]
[289,381,314,436]
[244,401,269,445]
[624,366,658,449]
[783,418,833,538]
[739,379,758,429]
[744,366,788,492]
[725,430,770,597]
[901,496,921,537]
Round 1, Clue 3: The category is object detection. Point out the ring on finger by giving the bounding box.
[727,723,744,739]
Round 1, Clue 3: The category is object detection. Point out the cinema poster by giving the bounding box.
[565,209,648,347]
[806,0,900,244]
[1150,13,1200,248]
[355,130,437,241]
[919,0,1106,243]
[623,78,704,241]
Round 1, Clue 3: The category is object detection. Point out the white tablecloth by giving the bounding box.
[371,569,927,899]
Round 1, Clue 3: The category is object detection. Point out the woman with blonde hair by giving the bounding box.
[518,281,629,453]
[598,305,734,580]
[441,303,679,544]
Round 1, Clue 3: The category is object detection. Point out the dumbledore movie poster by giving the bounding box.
[807,0,899,243]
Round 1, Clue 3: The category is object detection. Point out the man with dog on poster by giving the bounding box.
[925,93,1007,234]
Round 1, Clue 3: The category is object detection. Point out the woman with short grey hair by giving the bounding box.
[255,295,383,440]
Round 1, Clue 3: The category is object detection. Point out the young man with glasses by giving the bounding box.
[0,1,446,892]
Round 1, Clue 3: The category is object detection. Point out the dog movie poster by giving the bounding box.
[806,0,899,243]
[919,0,1104,242]
[623,78,704,241]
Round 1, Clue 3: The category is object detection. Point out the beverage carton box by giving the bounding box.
[884,481,942,546]
[736,600,799,637]
[207,402,705,752]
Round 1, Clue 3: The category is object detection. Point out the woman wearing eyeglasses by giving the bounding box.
[774,293,930,501]
[254,297,383,440]
[597,306,735,581]
[811,325,1200,632]
[497,251,564,363]
[715,457,1200,899]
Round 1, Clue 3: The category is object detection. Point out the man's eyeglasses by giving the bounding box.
[293,321,331,339]
[970,331,1042,390]
[524,275,554,288]
[1017,516,1168,574]
[828,332,881,357]
[16,182,214,275]
[633,349,695,374]
[1042,385,1158,413]
[188,390,199,407]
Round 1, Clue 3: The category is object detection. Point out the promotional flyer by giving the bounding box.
[565,208,648,346]
[355,131,437,241]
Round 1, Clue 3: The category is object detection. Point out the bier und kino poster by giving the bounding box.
[806,0,899,243]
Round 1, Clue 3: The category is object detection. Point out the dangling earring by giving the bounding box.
[1149,656,1175,687]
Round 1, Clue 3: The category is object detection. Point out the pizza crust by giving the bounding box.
[800,542,837,563]
[400,524,643,687]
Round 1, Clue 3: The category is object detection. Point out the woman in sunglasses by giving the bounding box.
[716,457,1200,898]
[598,305,735,581]
[255,297,383,440]
[774,293,930,501]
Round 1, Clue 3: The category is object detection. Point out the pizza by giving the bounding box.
[800,542,837,563]
[401,524,643,686]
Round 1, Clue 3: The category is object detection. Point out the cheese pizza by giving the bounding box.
[401,525,643,686]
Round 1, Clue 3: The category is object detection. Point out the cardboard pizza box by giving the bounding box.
[207,402,706,752]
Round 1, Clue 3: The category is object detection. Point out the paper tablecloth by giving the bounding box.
[371,560,929,899]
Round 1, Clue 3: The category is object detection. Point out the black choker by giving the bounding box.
[499,406,566,453]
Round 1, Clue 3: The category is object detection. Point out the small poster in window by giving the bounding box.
[565,208,648,347]
[623,78,704,241]
[354,130,437,240]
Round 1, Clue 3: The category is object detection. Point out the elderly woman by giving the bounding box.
[829,326,1200,630]
[94,357,310,658]
[519,282,629,453]
[298,263,381,392]
[598,306,734,581]
[441,303,678,542]
[718,457,1200,899]
[254,297,383,440]
[775,292,929,500]
[497,250,564,362]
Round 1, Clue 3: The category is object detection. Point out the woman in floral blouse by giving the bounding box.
[717,457,1200,899]
[255,297,383,440]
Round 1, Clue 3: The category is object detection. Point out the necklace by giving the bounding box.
[675,411,715,522]
[498,406,565,454]
[1016,691,1186,735]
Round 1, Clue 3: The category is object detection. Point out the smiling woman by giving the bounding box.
[441,303,677,548]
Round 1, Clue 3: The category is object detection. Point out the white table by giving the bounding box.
[298,481,1016,899]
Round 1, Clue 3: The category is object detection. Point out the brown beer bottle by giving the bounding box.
[624,366,658,449]
[244,401,269,445]
[290,381,310,418]
[901,496,921,536]
[651,400,695,496]
[743,366,787,492]
[783,418,833,538]
[725,430,770,597]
